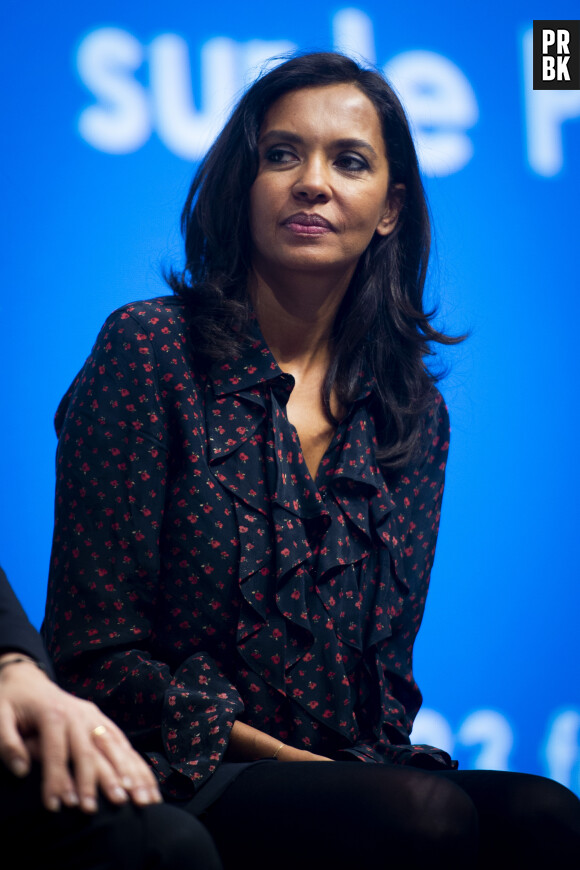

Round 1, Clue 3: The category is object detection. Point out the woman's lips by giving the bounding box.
[282,213,334,235]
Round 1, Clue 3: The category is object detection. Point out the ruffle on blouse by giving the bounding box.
[205,332,411,745]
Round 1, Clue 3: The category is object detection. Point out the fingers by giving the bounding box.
[36,704,86,812]
[38,712,159,813]
[275,745,333,762]
[0,700,31,777]
[65,718,107,813]
[89,721,162,805]
[36,704,123,813]
[0,668,161,813]
[52,711,161,811]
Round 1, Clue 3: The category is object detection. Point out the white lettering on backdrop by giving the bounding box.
[412,706,580,794]
[75,9,478,176]
[522,28,580,177]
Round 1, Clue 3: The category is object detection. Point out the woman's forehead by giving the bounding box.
[260,84,385,151]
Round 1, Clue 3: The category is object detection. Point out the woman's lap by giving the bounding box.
[198,761,580,870]
[201,761,476,869]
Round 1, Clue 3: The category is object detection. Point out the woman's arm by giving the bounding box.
[43,304,245,796]
[226,720,331,762]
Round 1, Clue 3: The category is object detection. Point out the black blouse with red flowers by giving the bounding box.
[43,297,454,801]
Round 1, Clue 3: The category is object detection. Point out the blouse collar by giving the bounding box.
[208,315,376,404]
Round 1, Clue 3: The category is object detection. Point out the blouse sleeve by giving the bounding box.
[42,307,244,798]
[342,396,456,769]
[0,566,53,673]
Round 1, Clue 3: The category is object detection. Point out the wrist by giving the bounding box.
[0,654,48,676]
[251,729,285,761]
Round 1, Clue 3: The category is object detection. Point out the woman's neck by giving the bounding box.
[248,265,348,479]
[248,265,351,374]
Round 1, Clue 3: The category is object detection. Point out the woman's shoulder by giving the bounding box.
[99,296,190,336]
[417,387,450,470]
[54,297,195,434]
[381,388,449,477]
[87,296,197,365]
[425,387,450,436]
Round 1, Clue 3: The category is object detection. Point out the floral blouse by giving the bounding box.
[43,297,454,801]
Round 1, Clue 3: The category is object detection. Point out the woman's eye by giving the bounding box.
[335,153,369,172]
[265,148,297,164]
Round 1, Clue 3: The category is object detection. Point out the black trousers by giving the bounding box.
[0,763,222,870]
[198,761,580,870]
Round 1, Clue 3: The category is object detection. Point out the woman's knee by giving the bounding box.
[139,803,223,870]
[392,771,478,851]
[340,767,479,866]
[499,773,580,853]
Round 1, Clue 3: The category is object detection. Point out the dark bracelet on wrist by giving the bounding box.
[0,656,48,675]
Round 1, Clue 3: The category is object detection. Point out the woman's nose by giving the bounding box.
[292,157,331,201]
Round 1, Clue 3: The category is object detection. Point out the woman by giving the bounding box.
[43,52,580,868]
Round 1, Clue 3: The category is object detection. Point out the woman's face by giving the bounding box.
[249,83,401,286]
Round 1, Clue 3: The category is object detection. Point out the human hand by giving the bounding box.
[273,744,333,762]
[0,655,162,812]
[227,720,333,762]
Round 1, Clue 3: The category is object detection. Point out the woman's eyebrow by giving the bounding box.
[259,130,303,147]
[259,129,379,158]
[333,138,379,158]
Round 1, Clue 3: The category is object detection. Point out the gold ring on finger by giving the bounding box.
[91,725,108,738]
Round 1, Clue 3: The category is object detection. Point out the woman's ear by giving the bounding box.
[376,184,406,237]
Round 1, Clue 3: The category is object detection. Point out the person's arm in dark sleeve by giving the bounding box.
[0,566,52,672]
[42,306,243,798]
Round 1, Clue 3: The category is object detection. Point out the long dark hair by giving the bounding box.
[167,51,462,468]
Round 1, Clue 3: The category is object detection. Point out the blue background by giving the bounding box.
[2,1,579,792]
